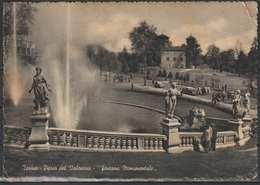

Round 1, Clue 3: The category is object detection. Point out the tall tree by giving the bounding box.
[220,49,235,73]
[234,41,243,76]
[118,47,131,73]
[129,21,161,67]
[186,40,202,68]
[3,2,37,38]
[247,37,258,78]
[205,44,220,71]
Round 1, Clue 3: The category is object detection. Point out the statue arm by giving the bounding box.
[29,79,34,93]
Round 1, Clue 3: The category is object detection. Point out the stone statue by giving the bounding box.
[243,92,251,116]
[165,83,182,119]
[29,67,51,113]
[232,89,241,119]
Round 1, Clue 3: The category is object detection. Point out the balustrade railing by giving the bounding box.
[48,127,167,151]
[179,131,237,147]
[205,117,230,130]
[4,125,31,147]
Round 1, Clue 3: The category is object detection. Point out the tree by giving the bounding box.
[205,44,220,71]
[167,72,173,79]
[129,21,161,67]
[118,47,131,74]
[162,69,167,78]
[220,49,235,73]
[186,39,202,68]
[86,44,121,72]
[3,2,37,38]
[234,41,244,76]
[157,70,163,77]
[247,37,258,78]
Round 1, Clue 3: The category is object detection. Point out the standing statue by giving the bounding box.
[165,83,182,119]
[232,89,241,119]
[29,67,51,113]
[242,92,251,116]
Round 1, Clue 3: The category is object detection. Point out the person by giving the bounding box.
[212,92,216,104]
[167,83,182,118]
[201,125,212,152]
[232,90,241,118]
[131,83,134,91]
[211,125,217,151]
[29,67,51,113]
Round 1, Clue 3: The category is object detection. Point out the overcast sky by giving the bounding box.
[30,2,257,54]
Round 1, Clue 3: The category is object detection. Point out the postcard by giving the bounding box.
[2,1,258,182]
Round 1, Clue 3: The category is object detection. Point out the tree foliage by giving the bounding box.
[129,21,162,66]
[86,44,121,72]
[3,2,37,38]
[186,39,202,68]
[205,44,220,71]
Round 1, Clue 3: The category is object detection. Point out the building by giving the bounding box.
[4,38,37,65]
[161,46,186,68]
[159,34,186,69]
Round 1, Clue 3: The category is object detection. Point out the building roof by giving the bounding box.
[163,46,186,51]
[157,34,170,39]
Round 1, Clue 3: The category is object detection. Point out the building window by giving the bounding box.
[167,57,170,61]
[173,57,176,61]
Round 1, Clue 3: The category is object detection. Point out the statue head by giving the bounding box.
[36,67,42,75]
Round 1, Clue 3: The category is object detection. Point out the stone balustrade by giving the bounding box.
[179,131,237,148]
[4,125,31,147]
[205,117,230,130]
[47,127,167,152]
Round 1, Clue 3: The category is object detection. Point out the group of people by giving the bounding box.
[201,124,217,152]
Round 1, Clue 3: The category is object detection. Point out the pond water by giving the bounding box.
[4,89,232,134]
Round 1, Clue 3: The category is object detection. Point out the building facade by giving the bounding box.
[161,46,186,68]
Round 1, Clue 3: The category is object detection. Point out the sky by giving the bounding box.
[29,2,258,54]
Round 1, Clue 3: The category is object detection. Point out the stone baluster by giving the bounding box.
[105,137,110,149]
[3,128,8,143]
[189,136,193,147]
[158,139,163,149]
[122,138,126,149]
[132,138,137,150]
[9,130,15,144]
[71,134,77,147]
[116,138,121,149]
[127,138,132,149]
[15,130,22,145]
[111,138,116,149]
[52,132,58,145]
[154,139,158,150]
[59,132,65,146]
[87,136,93,148]
[65,133,71,146]
[149,139,154,150]
[185,136,188,147]
[93,136,98,148]
[99,137,104,148]
[144,138,149,149]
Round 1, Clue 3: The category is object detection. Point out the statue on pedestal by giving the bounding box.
[232,89,241,119]
[29,67,51,114]
[165,83,182,119]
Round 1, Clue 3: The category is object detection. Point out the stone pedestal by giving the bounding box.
[242,115,252,126]
[28,113,51,151]
[228,119,244,140]
[160,118,181,150]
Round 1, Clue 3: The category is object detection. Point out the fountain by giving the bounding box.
[42,4,98,129]
[6,2,23,106]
